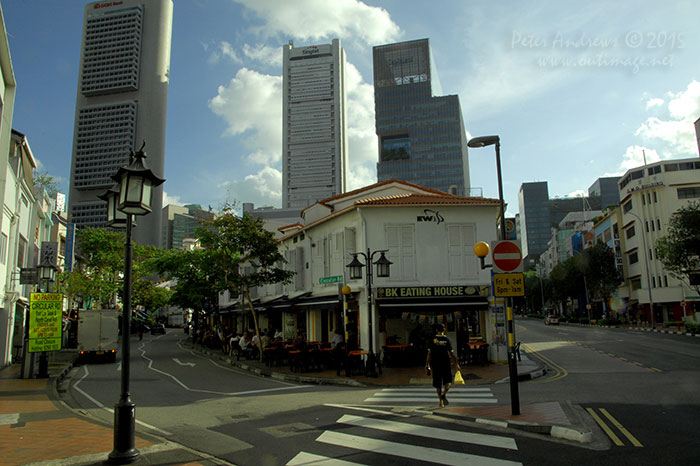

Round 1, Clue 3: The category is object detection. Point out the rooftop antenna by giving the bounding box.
[642,149,647,166]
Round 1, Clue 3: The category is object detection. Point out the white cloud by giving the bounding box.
[645,97,664,109]
[345,62,378,167]
[242,43,282,66]
[347,164,376,191]
[567,189,586,198]
[618,145,660,172]
[233,0,402,45]
[207,41,242,65]
[163,191,183,207]
[208,68,283,166]
[635,80,700,155]
[217,166,282,208]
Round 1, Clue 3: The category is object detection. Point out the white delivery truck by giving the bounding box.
[78,309,119,362]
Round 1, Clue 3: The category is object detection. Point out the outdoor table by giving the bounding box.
[347,350,368,376]
[382,344,412,367]
[466,341,489,365]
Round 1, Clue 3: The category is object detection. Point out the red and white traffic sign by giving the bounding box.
[491,240,523,273]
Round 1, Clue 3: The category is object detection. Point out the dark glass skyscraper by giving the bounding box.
[373,39,470,195]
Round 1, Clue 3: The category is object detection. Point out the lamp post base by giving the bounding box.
[108,400,139,464]
[365,351,379,377]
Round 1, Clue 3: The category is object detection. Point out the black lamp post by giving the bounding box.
[468,135,520,416]
[346,249,391,377]
[101,144,164,464]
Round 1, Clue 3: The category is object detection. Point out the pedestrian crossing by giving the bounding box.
[287,414,522,466]
[363,387,497,405]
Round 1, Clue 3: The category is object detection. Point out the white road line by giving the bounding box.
[142,343,309,395]
[364,397,498,404]
[323,403,411,418]
[370,393,494,398]
[72,366,173,436]
[380,387,492,392]
[337,414,517,450]
[0,413,20,425]
[316,431,522,466]
[287,451,365,466]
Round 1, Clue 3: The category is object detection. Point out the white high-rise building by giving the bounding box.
[68,0,173,246]
[282,39,347,209]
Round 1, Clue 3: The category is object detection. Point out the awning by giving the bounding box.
[260,293,339,312]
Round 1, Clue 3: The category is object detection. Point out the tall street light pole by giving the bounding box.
[468,135,520,416]
[628,211,655,328]
[346,249,392,377]
[101,144,164,464]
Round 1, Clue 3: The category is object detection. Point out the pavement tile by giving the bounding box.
[0,417,152,465]
[0,394,57,415]
[0,379,47,392]
[443,401,572,425]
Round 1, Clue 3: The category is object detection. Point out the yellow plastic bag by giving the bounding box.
[454,370,465,385]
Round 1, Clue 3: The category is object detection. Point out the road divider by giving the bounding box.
[587,407,643,447]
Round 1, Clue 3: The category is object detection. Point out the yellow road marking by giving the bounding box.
[650,367,662,372]
[619,357,628,361]
[523,343,569,383]
[633,362,643,366]
[600,408,643,447]
[587,408,624,446]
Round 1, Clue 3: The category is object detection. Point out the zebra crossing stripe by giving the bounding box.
[370,393,494,398]
[287,451,365,466]
[337,414,518,450]
[365,397,498,404]
[316,431,523,466]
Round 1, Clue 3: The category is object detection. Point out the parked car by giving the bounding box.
[151,323,166,335]
[544,315,559,325]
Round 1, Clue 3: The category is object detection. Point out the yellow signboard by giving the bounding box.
[28,293,63,352]
[493,273,525,297]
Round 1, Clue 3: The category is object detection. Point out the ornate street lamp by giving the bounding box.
[345,249,392,377]
[106,144,164,464]
[468,135,520,416]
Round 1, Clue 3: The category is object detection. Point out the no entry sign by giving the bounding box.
[491,241,523,273]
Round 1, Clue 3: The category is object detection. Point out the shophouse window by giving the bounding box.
[17,236,27,268]
[645,221,649,232]
[626,226,635,239]
[0,233,7,264]
[652,277,656,288]
[647,193,651,204]
[642,195,646,206]
[386,224,416,280]
[656,219,661,230]
[631,278,642,290]
[653,191,658,203]
[651,221,655,231]
[664,275,668,287]
[677,187,700,199]
[658,276,662,288]
[447,224,477,279]
[628,252,638,265]
[649,248,653,260]
[622,200,632,213]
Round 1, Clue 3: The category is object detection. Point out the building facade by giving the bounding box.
[282,39,347,209]
[373,39,470,196]
[617,157,700,325]
[68,0,173,246]
[229,180,503,363]
[161,204,214,250]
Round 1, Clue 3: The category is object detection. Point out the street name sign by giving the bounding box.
[491,240,523,273]
[493,273,525,297]
[319,275,343,285]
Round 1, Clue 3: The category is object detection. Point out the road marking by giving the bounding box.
[172,358,196,367]
[287,452,364,466]
[0,413,19,425]
[323,403,411,418]
[365,397,498,404]
[587,408,623,446]
[523,343,568,383]
[380,387,491,392]
[650,367,662,372]
[315,431,522,466]
[600,409,643,447]
[73,366,173,436]
[337,414,518,450]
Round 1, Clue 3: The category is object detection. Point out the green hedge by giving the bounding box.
[598,318,622,326]
[685,322,700,335]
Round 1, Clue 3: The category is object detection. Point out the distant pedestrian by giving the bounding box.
[425,323,461,407]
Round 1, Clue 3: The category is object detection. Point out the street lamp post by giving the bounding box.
[346,249,392,377]
[628,211,655,328]
[100,144,164,464]
[468,135,520,416]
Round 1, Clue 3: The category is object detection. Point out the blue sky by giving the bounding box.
[3,0,699,216]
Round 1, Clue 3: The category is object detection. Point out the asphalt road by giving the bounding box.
[61,325,700,465]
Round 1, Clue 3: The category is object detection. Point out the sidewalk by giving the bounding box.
[0,340,590,465]
[0,349,227,466]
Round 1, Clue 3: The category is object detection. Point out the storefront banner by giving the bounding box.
[377,285,488,299]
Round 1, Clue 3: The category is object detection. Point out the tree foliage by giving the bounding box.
[32,172,59,197]
[577,243,624,305]
[656,201,700,295]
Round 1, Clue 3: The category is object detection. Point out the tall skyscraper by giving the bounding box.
[68,0,173,246]
[282,39,347,209]
[373,39,470,196]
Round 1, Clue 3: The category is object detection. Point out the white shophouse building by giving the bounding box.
[246,180,503,362]
[617,157,700,324]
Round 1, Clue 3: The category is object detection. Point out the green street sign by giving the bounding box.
[319,275,343,285]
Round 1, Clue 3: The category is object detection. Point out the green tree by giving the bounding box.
[198,211,294,360]
[578,243,624,315]
[656,201,700,296]
[32,172,59,197]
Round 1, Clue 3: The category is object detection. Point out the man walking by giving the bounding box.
[425,323,461,407]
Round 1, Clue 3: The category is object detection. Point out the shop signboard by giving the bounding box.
[28,293,63,352]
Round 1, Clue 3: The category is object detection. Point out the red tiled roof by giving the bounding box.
[355,193,501,206]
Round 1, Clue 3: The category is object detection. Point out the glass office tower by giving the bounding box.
[373,39,470,196]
